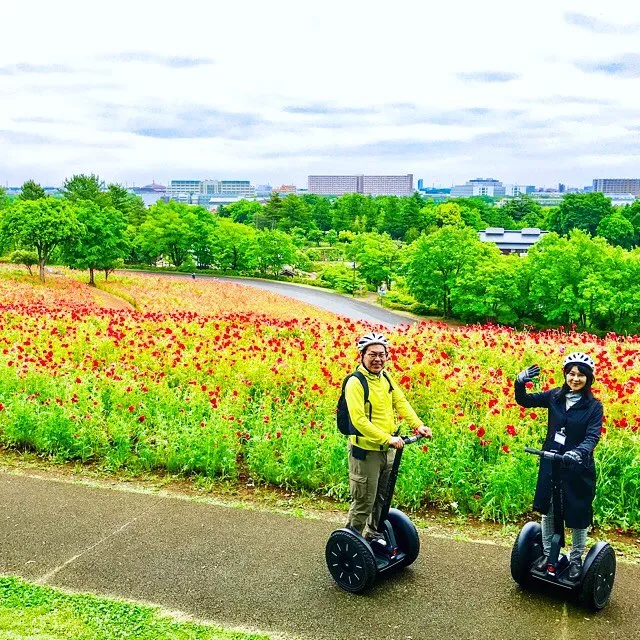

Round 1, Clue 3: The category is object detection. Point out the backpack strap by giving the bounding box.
[382,370,394,393]
[348,371,370,442]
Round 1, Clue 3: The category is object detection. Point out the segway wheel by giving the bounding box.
[580,544,616,611]
[387,508,420,568]
[510,522,542,587]
[325,529,376,593]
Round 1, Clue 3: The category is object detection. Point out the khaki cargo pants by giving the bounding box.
[346,440,396,536]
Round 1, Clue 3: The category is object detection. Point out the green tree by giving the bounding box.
[556,193,613,236]
[404,226,486,317]
[0,186,8,210]
[210,218,255,271]
[0,198,82,282]
[326,229,338,246]
[345,232,399,290]
[136,201,216,268]
[220,199,263,225]
[450,250,521,323]
[500,195,542,222]
[18,180,46,201]
[254,192,284,229]
[302,195,333,231]
[61,173,109,207]
[278,195,312,233]
[597,211,635,249]
[10,249,39,276]
[63,201,129,285]
[307,229,324,246]
[246,229,296,276]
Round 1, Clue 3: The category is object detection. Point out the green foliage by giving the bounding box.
[18,179,46,201]
[556,192,613,236]
[246,229,296,276]
[136,201,216,268]
[62,173,109,207]
[63,201,130,285]
[500,195,542,222]
[597,211,635,249]
[345,231,399,289]
[318,263,365,294]
[404,227,487,317]
[210,218,256,271]
[0,197,82,282]
[10,249,39,275]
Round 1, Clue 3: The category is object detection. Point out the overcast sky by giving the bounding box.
[1,0,639,189]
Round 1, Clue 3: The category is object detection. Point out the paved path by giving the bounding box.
[2,471,638,640]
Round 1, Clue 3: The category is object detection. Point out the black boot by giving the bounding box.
[533,555,548,571]
[567,558,583,581]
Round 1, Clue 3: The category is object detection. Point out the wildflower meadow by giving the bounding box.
[0,268,638,530]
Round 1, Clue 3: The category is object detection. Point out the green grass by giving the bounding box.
[0,576,272,640]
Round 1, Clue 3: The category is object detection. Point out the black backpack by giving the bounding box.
[336,370,393,436]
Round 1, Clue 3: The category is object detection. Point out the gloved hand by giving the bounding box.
[516,364,540,383]
[562,449,582,470]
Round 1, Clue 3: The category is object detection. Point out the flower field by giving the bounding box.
[0,269,639,529]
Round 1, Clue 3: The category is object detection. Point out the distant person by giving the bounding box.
[344,332,432,548]
[514,352,603,581]
[377,283,387,299]
[191,273,196,280]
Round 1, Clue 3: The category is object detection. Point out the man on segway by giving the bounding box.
[344,332,432,549]
[514,352,603,581]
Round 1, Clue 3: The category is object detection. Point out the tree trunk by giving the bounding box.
[89,267,95,286]
[39,260,46,283]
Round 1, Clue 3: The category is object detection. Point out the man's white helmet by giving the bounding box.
[357,332,389,353]
[563,352,595,374]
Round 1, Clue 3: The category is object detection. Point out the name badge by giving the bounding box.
[554,430,566,446]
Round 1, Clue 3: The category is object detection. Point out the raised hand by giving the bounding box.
[516,364,540,383]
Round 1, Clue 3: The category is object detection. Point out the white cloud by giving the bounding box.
[1,0,640,188]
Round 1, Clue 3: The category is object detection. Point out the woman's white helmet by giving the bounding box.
[563,352,595,374]
[357,332,389,353]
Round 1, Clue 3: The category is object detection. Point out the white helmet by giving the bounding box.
[357,332,389,353]
[563,352,595,374]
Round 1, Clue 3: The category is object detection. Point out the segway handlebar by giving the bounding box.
[524,447,563,462]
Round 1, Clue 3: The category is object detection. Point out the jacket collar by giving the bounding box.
[358,364,384,380]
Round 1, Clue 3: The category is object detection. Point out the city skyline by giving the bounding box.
[1,0,640,188]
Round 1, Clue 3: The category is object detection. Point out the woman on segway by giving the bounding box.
[515,352,603,582]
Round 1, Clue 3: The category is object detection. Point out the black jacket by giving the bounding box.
[515,380,603,529]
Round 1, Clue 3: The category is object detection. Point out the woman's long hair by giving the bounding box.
[555,362,594,402]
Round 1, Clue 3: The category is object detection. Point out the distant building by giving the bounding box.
[272,184,297,196]
[558,183,566,193]
[593,178,640,197]
[479,227,548,255]
[308,174,413,197]
[166,179,255,203]
[450,178,506,198]
[504,184,536,197]
[255,184,272,197]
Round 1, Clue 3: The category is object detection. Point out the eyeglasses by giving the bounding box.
[365,352,387,360]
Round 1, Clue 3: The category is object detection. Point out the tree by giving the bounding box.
[500,195,542,222]
[404,226,486,317]
[0,198,82,282]
[61,173,109,207]
[597,212,635,249]
[210,218,255,271]
[220,199,263,225]
[246,229,296,276]
[63,201,129,285]
[307,229,323,246]
[254,192,284,229]
[346,232,400,290]
[277,195,312,233]
[556,193,613,236]
[10,249,39,276]
[450,250,521,323]
[0,186,8,210]
[136,200,216,268]
[18,180,46,201]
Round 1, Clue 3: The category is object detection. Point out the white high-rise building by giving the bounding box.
[308,174,413,196]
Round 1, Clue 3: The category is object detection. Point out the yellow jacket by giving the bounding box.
[345,365,424,451]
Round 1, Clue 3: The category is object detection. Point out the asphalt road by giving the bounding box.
[2,471,638,640]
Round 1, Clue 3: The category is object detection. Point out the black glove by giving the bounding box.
[516,364,540,383]
[562,449,582,470]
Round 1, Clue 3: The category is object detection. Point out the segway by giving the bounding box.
[511,447,616,610]
[325,434,423,593]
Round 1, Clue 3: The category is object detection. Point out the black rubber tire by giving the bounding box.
[510,522,542,587]
[580,544,616,611]
[325,529,376,593]
[387,508,420,568]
